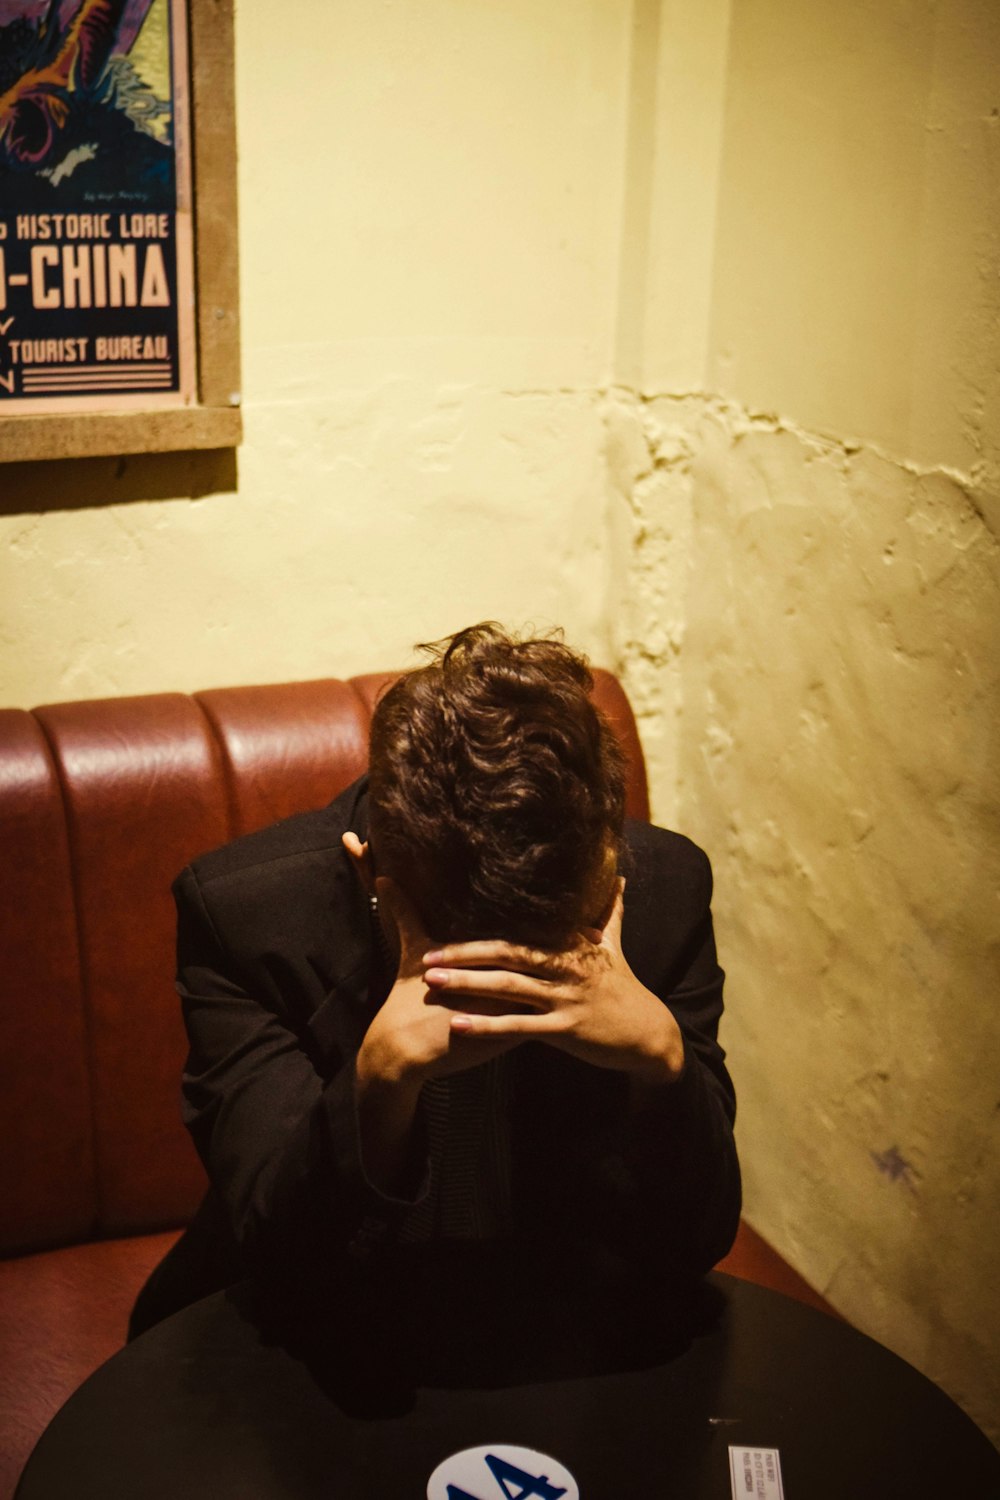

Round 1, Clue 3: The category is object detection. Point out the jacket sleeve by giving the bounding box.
[175,864,429,1279]
[587,838,741,1278]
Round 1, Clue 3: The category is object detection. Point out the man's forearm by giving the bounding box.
[354,1048,425,1197]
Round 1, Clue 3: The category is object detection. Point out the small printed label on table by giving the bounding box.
[729,1446,785,1500]
[427,1443,579,1500]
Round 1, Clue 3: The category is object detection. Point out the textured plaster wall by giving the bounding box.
[0,0,631,705]
[613,0,1000,1444]
[613,396,1000,1438]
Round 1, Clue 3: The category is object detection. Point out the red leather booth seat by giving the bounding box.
[0,668,828,1497]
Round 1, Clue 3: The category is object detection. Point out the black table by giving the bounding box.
[15,1272,1000,1499]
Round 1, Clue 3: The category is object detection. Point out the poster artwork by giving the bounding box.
[0,0,195,412]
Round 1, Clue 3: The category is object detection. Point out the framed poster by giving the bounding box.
[0,0,239,461]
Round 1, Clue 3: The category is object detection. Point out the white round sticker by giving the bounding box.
[426,1442,580,1500]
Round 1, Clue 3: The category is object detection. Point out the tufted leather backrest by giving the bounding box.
[0,670,648,1256]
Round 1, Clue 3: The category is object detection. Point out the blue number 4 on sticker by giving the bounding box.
[446,1451,569,1500]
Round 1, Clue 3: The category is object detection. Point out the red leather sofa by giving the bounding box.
[0,668,833,1498]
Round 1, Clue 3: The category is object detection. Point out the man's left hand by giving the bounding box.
[422,882,686,1085]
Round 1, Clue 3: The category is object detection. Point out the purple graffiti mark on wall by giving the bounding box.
[871,1145,919,1192]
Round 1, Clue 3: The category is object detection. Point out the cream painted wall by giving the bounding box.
[617,0,731,391]
[614,0,1000,1445]
[0,0,633,705]
[707,0,1000,489]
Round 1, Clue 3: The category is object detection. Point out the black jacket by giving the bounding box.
[142,776,740,1329]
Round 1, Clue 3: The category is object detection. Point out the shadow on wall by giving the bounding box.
[0,449,238,517]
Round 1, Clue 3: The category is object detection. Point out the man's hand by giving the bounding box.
[358,876,527,1086]
[353,875,525,1195]
[356,876,526,1092]
[344,838,526,1196]
[421,883,686,1085]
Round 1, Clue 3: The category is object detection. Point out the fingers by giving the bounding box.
[426,993,536,1018]
[450,1010,565,1039]
[423,939,568,976]
[424,964,551,1009]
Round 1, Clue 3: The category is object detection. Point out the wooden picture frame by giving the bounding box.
[0,0,241,464]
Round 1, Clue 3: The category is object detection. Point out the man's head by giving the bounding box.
[366,622,626,947]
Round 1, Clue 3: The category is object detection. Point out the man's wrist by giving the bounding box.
[630,1000,686,1085]
[356,1031,427,1099]
[354,1045,426,1197]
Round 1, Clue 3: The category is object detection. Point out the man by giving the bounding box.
[131,624,739,1352]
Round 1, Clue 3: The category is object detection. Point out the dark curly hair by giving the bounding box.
[368,623,626,945]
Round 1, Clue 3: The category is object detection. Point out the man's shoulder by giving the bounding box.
[174,778,370,1003]
[181,775,369,893]
[620,818,715,958]
[623,816,712,885]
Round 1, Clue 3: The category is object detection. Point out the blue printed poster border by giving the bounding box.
[0,0,196,411]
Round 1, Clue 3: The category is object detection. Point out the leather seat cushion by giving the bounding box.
[0,1229,182,1498]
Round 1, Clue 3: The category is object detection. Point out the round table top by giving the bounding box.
[15,1271,1000,1500]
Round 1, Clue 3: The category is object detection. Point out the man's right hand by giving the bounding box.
[357,876,524,1089]
[352,874,523,1195]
